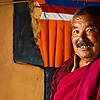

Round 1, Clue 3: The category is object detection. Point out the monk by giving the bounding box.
[49,5,100,100]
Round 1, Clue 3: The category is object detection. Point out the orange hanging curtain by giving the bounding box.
[40,19,74,68]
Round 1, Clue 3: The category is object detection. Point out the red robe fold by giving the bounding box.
[50,57,100,100]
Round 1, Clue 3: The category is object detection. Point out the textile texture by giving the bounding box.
[50,57,100,100]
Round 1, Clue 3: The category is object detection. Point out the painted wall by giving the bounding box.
[0,0,44,100]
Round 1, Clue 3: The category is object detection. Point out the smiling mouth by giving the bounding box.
[80,45,90,49]
[76,42,94,49]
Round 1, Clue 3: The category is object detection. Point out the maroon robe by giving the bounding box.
[49,56,100,100]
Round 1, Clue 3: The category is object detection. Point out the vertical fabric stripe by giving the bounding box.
[64,21,74,61]
[49,20,57,67]
[40,20,49,67]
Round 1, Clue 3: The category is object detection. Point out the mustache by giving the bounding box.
[76,41,94,48]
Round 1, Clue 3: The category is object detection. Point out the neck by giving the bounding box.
[79,54,100,67]
[79,59,90,67]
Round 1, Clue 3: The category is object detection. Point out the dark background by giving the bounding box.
[13,1,44,67]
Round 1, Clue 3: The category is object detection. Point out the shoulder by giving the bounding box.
[53,57,74,85]
[49,57,74,100]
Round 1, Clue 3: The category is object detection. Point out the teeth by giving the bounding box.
[81,45,90,49]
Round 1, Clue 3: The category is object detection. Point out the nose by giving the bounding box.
[78,31,87,42]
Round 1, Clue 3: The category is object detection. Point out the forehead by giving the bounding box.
[71,15,100,27]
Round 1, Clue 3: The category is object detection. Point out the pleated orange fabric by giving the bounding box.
[40,20,49,67]
[40,19,74,68]
[64,21,74,61]
[49,20,57,67]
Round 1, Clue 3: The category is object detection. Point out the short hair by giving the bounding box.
[73,5,100,18]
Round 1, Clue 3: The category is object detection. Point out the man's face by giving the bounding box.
[71,14,100,61]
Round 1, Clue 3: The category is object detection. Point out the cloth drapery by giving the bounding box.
[52,57,100,100]
[40,20,74,67]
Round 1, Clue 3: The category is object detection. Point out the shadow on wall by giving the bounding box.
[13,2,44,67]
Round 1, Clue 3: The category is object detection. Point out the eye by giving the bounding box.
[86,27,96,35]
[87,29,94,32]
[72,30,79,34]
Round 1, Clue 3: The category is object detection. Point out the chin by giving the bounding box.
[78,52,93,59]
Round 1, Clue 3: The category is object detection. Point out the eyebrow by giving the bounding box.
[72,26,77,30]
[86,24,95,28]
[72,24,96,30]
